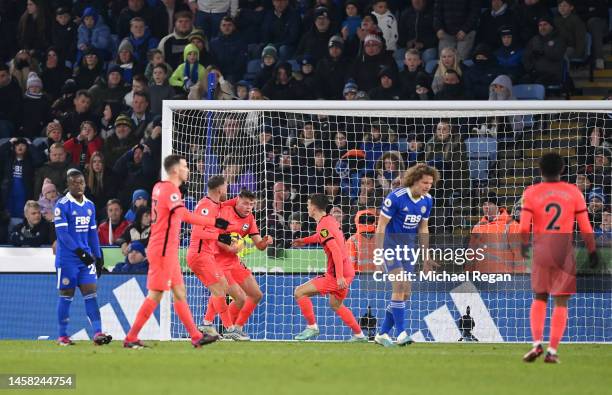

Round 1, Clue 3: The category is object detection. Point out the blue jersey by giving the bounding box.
[54,193,101,268]
[380,187,433,234]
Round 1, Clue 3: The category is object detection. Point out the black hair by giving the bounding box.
[239,189,257,200]
[207,175,226,190]
[539,152,565,178]
[309,193,329,211]
[163,154,184,172]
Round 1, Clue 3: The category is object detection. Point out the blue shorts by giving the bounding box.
[382,236,418,273]
[56,263,97,290]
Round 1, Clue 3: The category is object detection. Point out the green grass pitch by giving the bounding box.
[1,341,610,395]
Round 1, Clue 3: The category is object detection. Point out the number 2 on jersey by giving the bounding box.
[545,203,562,231]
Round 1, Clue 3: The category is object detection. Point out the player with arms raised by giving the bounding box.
[123,155,230,348]
[375,163,439,347]
[54,170,112,346]
[292,193,367,342]
[520,153,599,363]
[201,189,273,340]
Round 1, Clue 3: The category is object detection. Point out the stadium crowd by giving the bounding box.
[0,0,610,263]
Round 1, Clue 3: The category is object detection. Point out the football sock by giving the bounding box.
[83,292,102,334]
[229,301,241,323]
[335,306,361,334]
[126,297,158,342]
[174,300,201,340]
[297,296,316,326]
[203,298,216,323]
[380,305,395,335]
[549,306,568,352]
[390,300,406,334]
[235,298,258,327]
[57,295,73,338]
[530,299,547,346]
[211,295,233,329]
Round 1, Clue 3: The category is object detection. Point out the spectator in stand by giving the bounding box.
[262,62,302,100]
[117,0,163,41]
[144,49,174,82]
[149,65,175,116]
[34,142,76,198]
[489,74,514,100]
[595,209,611,247]
[431,46,463,94]
[375,151,405,196]
[260,0,301,61]
[37,122,64,160]
[235,80,250,100]
[424,119,465,191]
[413,71,434,100]
[254,44,278,89]
[1,138,38,231]
[302,149,332,196]
[494,26,524,82]
[73,50,104,90]
[477,0,519,51]
[10,49,40,93]
[187,31,215,68]
[575,1,608,70]
[434,69,465,100]
[88,66,130,116]
[433,0,480,61]
[103,114,140,165]
[404,134,425,164]
[348,34,398,93]
[302,0,341,33]
[41,47,71,103]
[21,72,50,140]
[371,0,398,52]
[190,0,238,39]
[98,198,131,246]
[188,65,235,100]
[37,179,58,223]
[463,44,500,100]
[295,7,334,64]
[158,10,201,70]
[112,240,149,273]
[369,67,401,100]
[50,79,77,121]
[124,189,150,223]
[399,49,424,99]
[128,92,152,138]
[100,101,124,140]
[59,90,95,140]
[113,143,156,209]
[588,188,606,226]
[111,40,143,85]
[315,35,350,100]
[522,16,566,85]
[273,150,300,187]
[116,207,152,254]
[554,0,586,60]
[591,148,611,197]
[575,173,593,200]
[324,177,351,209]
[0,63,24,138]
[85,152,119,221]
[329,131,349,163]
[124,74,148,108]
[293,122,320,167]
[51,7,77,66]
[349,175,382,217]
[222,157,257,197]
[342,13,381,59]
[343,80,358,100]
[296,55,316,97]
[123,17,159,65]
[266,181,294,254]
[341,0,362,41]
[77,7,113,62]
[209,16,247,84]
[170,43,206,92]
[63,121,104,170]
[330,205,351,239]
[9,200,54,247]
[17,0,50,54]
[577,126,611,168]
[286,212,309,246]
[515,0,550,47]
[361,121,399,171]
[398,0,437,67]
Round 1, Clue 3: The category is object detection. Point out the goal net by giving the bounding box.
[163,101,611,342]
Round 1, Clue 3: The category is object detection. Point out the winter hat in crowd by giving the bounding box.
[589,188,606,204]
[26,72,43,90]
[300,55,314,67]
[114,114,133,129]
[498,25,513,37]
[378,67,395,80]
[82,7,98,22]
[188,30,207,45]
[127,241,146,257]
[328,35,344,49]
[132,189,150,205]
[343,80,358,95]
[107,64,123,76]
[261,44,278,61]
[56,7,71,16]
[364,34,382,46]
[61,79,77,95]
[42,180,57,197]
[537,15,554,27]
[47,121,62,135]
[118,39,134,55]
[314,7,329,19]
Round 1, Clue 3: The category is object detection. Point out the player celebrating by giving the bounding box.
[291,194,367,342]
[54,170,112,346]
[187,175,246,340]
[201,189,273,340]
[375,163,439,347]
[520,153,599,363]
[123,155,230,349]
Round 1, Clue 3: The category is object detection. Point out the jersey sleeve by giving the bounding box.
[318,217,336,245]
[423,196,433,220]
[380,191,398,219]
[54,202,79,251]
[53,203,68,229]
[163,184,184,212]
[248,215,259,236]
[574,187,588,215]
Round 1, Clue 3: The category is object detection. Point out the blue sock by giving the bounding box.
[83,293,102,334]
[390,300,406,335]
[57,295,73,338]
[380,305,395,335]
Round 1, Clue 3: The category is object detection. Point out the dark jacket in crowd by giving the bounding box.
[124,28,160,65]
[34,160,76,198]
[575,1,608,24]
[88,78,130,116]
[41,65,72,102]
[315,55,351,99]
[59,110,96,140]
[348,51,398,93]
[495,44,524,82]
[116,5,160,43]
[399,65,425,99]
[51,20,78,63]
[515,0,550,46]
[398,3,437,50]
[209,32,248,83]
[295,28,334,64]
[433,0,481,35]
[463,58,501,100]
[112,148,156,209]
[113,257,149,273]
[523,28,567,85]
[0,77,23,128]
[9,218,54,247]
[103,131,140,166]
[74,62,104,90]
[86,167,120,222]
[0,141,38,213]
[476,5,519,50]
[21,95,51,139]
[260,7,302,48]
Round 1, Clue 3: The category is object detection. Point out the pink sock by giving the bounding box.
[174,300,201,341]
[204,297,216,323]
[549,306,568,351]
[235,298,258,327]
[297,296,316,326]
[530,299,547,344]
[335,306,361,334]
[211,296,232,329]
[229,301,241,323]
[126,298,158,342]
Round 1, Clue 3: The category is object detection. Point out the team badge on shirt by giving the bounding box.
[421,206,427,214]
[54,208,60,216]
[242,223,250,231]
[62,278,70,285]
[170,193,179,202]
[201,208,209,215]
[320,229,329,238]
[87,209,92,216]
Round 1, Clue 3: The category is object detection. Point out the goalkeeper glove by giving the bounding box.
[215,217,229,230]
[520,243,530,260]
[588,250,600,269]
[95,255,105,277]
[218,233,232,246]
[75,248,95,265]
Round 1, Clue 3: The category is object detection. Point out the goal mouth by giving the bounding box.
[163,100,611,343]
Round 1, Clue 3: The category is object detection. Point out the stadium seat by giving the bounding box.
[32,137,47,148]
[512,84,545,100]
[465,136,498,182]
[243,59,262,81]
[425,59,438,74]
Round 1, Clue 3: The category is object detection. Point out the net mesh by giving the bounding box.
[168,106,611,342]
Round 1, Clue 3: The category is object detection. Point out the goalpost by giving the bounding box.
[161,100,612,342]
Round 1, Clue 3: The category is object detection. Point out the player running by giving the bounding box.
[200,189,273,340]
[123,155,230,349]
[374,163,439,347]
[520,153,599,363]
[291,193,367,342]
[54,169,112,346]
